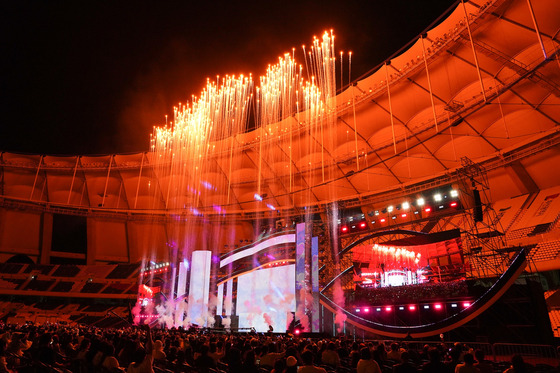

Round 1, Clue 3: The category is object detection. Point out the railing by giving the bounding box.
[493,343,559,363]
[381,341,558,363]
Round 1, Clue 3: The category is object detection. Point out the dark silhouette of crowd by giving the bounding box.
[0,321,555,373]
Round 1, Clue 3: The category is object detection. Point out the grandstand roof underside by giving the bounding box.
[1,0,559,220]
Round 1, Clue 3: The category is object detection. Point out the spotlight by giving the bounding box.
[359,222,367,229]
[417,198,425,206]
[463,302,471,308]
[434,304,442,310]
[385,306,392,312]
[450,189,458,197]
[401,213,407,218]
[363,308,370,313]
[387,205,394,213]
[450,202,458,207]
[451,304,458,308]
[355,308,361,313]
[341,226,348,233]
[376,308,381,312]
[399,306,404,310]
[424,207,431,213]
[409,305,416,311]
[380,218,386,223]
[434,193,442,202]
[402,201,410,210]
[424,305,430,309]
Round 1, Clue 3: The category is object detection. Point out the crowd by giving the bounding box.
[0,321,551,373]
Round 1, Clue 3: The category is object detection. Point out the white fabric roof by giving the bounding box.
[1,0,559,218]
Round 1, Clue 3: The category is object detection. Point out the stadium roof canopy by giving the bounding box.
[1,0,559,220]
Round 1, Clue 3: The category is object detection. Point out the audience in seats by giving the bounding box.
[0,321,556,373]
[321,341,341,367]
[300,350,327,373]
[455,353,479,373]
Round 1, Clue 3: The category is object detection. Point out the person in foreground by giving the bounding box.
[298,350,327,373]
[127,324,153,373]
[357,346,381,373]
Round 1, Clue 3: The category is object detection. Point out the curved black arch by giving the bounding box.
[339,229,429,257]
[320,248,527,338]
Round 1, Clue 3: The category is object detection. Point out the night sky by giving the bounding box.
[1,0,458,156]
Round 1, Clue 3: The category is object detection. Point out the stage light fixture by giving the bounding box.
[341,226,348,233]
[463,302,471,308]
[450,202,458,207]
[439,205,444,209]
[409,305,416,311]
[434,193,442,202]
[387,205,394,213]
[417,198,425,206]
[434,304,442,310]
[451,303,458,308]
[380,218,386,223]
[392,216,396,220]
[364,308,370,313]
[424,305,430,309]
[355,308,360,313]
[399,306,404,310]
[425,207,431,213]
[375,210,380,215]
[450,189,458,197]
[385,306,392,312]
[402,201,410,210]
[376,308,381,312]
[401,213,407,218]
[359,222,367,228]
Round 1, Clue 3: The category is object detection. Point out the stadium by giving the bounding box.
[1,0,560,371]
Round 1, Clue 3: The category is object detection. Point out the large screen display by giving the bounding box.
[236,265,295,333]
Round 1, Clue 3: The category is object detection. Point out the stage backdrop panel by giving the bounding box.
[236,265,295,333]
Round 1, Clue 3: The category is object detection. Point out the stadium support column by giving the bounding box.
[188,250,211,327]
[39,212,52,264]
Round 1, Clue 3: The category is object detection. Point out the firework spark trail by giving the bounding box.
[150,31,339,329]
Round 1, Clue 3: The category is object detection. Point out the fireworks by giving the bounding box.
[151,31,338,213]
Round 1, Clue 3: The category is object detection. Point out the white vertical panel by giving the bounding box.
[225,279,233,316]
[188,250,211,326]
[217,283,224,316]
[177,260,189,299]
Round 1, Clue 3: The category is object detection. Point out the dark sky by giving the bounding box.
[0,0,458,156]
